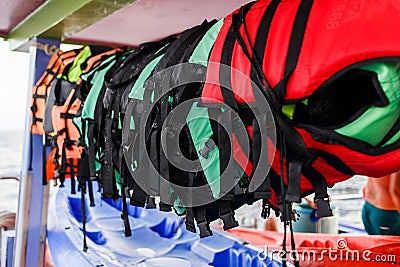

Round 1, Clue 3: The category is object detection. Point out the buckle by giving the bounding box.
[146,196,156,209]
[197,221,213,238]
[199,138,215,159]
[30,104,38,112]
[278,203,297,222]
[159,203,172,212]
[185,220,196,233]
[130,198,145,208]
[314,197,333,218]
[261,203,271,219]
[220,212,239,230]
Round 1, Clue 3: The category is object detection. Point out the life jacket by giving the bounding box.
[31,49,80,135]
[100,35,178,205]
[200,0,400,223]
[79,52,130,207]
[131,20,216,209]
[123,19,250,238]
[50,47,122,190]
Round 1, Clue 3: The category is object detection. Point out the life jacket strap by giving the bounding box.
[302,165,333,217]
[146,196,157,209]
[194,207,212,238]
[69,158,76,194]
[185,207,196,233]
[87,180,95,207]
[130,183,148,207]
[31,117,43,124]
[251,113,272,199]
[314,197,333,218]
[87,121,97,179]
[121,186,132,237]
[285,159,303,203]
[275,0,314,102]
[277,202,297,222]
[218,200,239,231]
[79,180,88,252]
[261,199,271,219]
[60,113,76,119]
[102,116,118,199]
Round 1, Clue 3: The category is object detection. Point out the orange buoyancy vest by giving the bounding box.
[50,48,122,186]
[31,49,80,135]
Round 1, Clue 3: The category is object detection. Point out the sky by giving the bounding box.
[0,38,30,131]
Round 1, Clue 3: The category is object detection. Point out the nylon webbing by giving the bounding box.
[86,121,97,179]
[275,0,314,102]
[70,158,76,194]
[103,116,117,198]
[302,166,333,218]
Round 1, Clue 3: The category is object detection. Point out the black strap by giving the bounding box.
[60,113,76,119]
[87,180,95,207]
[217,109,233,198]
[146,196,156,209]
[261,199,271,219]
[185,207,196,233]
[159,95,171,209]
[121,187,132,237]
[217,2,256,113]
[185,173,196,233]
[130,183,148,207]
[70,158,76,194]
[219,25,240,113]
[302,166,333,218]
[312,150,355,176]
[218,200,239,230]
[102,117,118,198]
[78,150,95,207]
[78,146,90,252]
[194,206,212,238]
[28,125,34,172]
[250,0,280,94]
[285,159,303,203]
[251,113,272,199]
[87,121,97,179]
[275,0,314,102]
[32,94,47,99]
[289,219,300,267]
[59,142,67,187]
[232,4,310,161]
[80,180,88,252]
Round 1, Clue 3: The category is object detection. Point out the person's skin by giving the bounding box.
[363,172,400,213]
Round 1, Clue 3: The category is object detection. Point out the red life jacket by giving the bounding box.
[201,0,400,216]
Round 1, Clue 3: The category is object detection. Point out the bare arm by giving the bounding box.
[389,172,400,213]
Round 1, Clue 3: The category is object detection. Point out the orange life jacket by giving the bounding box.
[31,50,80,135]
